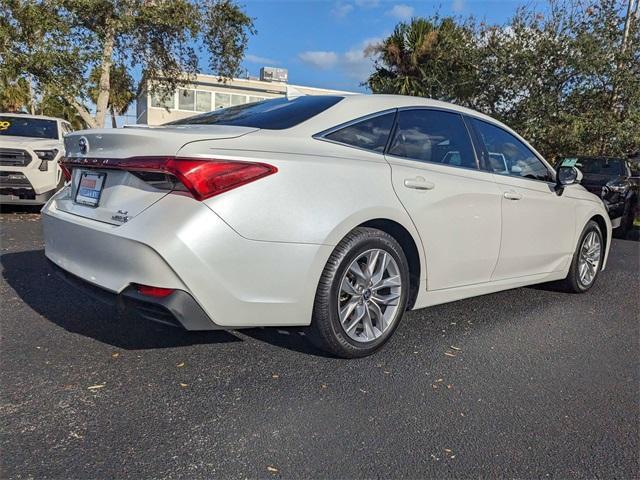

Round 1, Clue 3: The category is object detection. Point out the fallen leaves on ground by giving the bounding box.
[87,384,105,390]
[266,465,279,473]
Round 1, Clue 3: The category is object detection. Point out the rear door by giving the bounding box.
[386,109,502,290]
[470,118,575,279]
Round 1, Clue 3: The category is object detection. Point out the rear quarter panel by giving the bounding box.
[178,136,427,276]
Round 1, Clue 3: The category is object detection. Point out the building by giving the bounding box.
[136,67,354,125]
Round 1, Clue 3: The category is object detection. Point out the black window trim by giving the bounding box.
[312,108,398,155]
[467,116,556,186]
[384,106,482,172]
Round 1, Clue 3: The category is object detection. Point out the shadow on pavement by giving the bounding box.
[1,249,328,356]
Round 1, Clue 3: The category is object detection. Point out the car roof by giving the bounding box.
[0,112,68,123]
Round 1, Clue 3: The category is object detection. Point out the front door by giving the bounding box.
[386,109,503,291]
[471,118,575,279]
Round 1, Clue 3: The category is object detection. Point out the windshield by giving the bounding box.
[0,116,59,139]
[577,158,624,176]
[166,95,343,130]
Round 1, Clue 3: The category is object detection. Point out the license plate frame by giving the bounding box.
[75,170,107,208]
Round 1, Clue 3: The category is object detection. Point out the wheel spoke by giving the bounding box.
[370,252,389,286]
[340,276,358,296]
[349,261,368,285]
[368,300,385,331]
[373,275,401,290]
[339,298,359,322]
[365,250,380,281]
[372,291,400,306]
[344,304,366,332]
[362,307,376,340]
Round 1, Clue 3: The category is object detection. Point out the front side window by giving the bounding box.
[0,116,58,139]
[473,119,552,182]
[388,110,477,169]
[324,112,395,153]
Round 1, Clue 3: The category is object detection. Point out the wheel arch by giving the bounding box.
[589,213,609,259]
[358,218,422,310]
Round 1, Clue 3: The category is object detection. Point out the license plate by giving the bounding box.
[75,171,106,207]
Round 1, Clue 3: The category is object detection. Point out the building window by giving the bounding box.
[248,96,266,104]
[178,89,195,111]
[231,94,247,106]
[151,91,174,109]
[196,91,212,112]
[215,92,231,110]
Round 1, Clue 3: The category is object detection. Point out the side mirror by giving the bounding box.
[555,166,582,194]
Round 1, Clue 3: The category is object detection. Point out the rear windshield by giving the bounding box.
[166,95,343,130]
[577,158,624,176]
[0,116,58,139]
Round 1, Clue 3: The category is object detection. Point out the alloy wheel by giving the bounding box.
[577,231,602,287]
[338,248,402,343]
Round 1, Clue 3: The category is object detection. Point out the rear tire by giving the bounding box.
[308,227,410,358]
[560,220,603,293]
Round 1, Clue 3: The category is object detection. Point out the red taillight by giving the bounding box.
[136,284,175,298]
[61,156,277,200]
[167,159,277,201]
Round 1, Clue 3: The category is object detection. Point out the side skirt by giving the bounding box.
[411,270,567,310]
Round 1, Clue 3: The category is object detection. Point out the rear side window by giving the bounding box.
[323,112,396,153]
[472,119,552,182]
[388,110,477,169]
[167,95,343,130]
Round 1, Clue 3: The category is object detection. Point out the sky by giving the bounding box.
[233,0,535,93]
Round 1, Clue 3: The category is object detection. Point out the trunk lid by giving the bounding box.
[57,125,258,225]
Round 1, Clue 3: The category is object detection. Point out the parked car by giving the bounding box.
[42,95,611,357]
[0,114,73,205]
[560,156,638,237]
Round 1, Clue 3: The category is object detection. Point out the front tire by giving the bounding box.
[308,227,410,358]
[560,220,604,293]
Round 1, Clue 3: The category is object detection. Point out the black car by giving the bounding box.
[563,156,638,237]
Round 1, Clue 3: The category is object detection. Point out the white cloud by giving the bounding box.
[299,38,382,82]
[355,0,380,7]
[452,0,465,13]
[245,54,279,65]
[331,2,354,18]
[298,51,340,70]
[386,4,414,20]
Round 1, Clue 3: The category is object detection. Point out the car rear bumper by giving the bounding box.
[42,191,332,329]
[50,259,220,330]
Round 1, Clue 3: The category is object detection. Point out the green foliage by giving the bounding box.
[367,0,640,160]
[0,0,255,128]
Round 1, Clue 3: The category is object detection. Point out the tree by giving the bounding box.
[89,64,135,128]
[0,0,255,128]
[366,0,640,160]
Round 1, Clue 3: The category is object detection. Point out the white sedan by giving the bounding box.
[42,95,611,357]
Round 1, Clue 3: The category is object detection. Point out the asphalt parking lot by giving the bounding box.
[1,210,638,479]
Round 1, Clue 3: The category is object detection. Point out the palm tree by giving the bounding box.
[0,75,31,113]
[367,17,477,102]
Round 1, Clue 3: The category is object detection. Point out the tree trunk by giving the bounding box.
[111,105,118,128]
[27,76,35,115]
[65,94,99,129]
[94,24,116,128]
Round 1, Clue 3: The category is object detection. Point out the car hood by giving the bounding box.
[0,136,61,149]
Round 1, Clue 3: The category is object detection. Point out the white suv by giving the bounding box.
[0,114,72,205]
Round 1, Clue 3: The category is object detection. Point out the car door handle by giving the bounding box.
[404,177,435,191]
[503,191,523,200]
